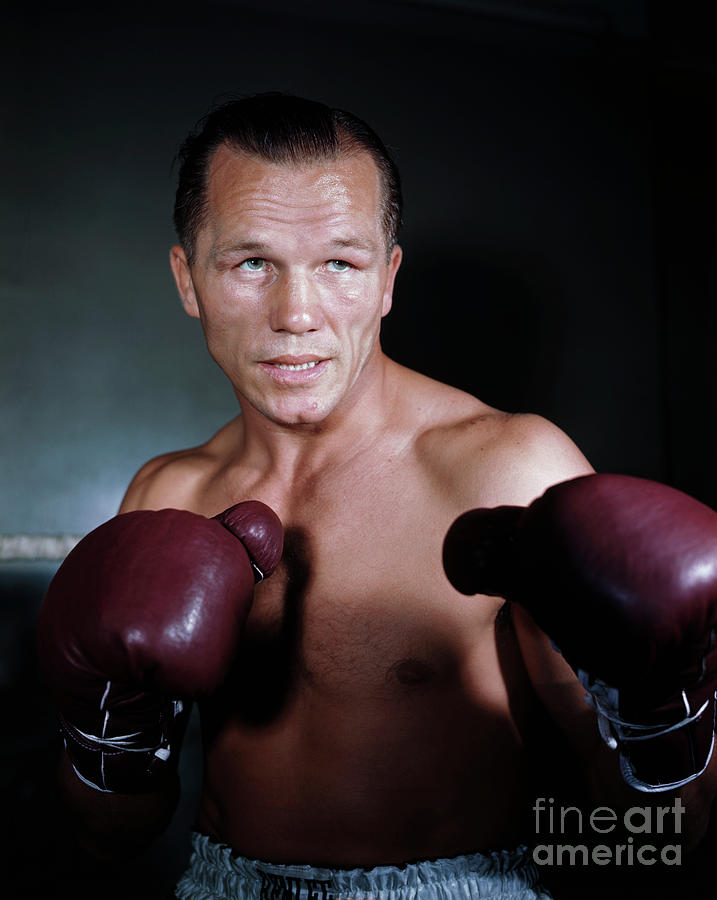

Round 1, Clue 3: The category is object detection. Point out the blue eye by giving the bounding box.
[327,260,351,272]
[240,258,266,271]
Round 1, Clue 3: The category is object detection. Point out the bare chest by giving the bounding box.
[222,465,507,724]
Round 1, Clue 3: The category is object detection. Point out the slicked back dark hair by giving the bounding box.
[173,92,403,263]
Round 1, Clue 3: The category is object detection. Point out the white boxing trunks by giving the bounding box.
[174,832,553,899]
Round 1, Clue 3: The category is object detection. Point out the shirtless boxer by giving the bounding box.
[37,93,717,899]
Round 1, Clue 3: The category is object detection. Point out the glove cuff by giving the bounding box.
[58,691,190,794]
[579,669,716,792]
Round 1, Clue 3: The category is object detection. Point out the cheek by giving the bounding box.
[319,276,383,323]
[340,308,385,368]
[197,283,258,334]
[197,308,256,370]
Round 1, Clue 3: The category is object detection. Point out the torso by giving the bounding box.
[123,363,590,866]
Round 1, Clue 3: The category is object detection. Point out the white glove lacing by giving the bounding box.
[61,684,184,792]
[577,669,715,792]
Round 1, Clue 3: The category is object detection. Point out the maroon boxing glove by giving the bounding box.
[443,473,717,792]
[36,500,283,793]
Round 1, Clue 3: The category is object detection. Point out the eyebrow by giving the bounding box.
[210,236,378,261]
[210,241,269,261]
[328,237,378,253]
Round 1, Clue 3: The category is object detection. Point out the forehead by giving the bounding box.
[202,145,383,243]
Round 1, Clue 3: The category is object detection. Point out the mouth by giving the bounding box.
[259,355,330,384]
[273,360,320,372]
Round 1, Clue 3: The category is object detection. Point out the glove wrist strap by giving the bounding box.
[578,669,716,793]
[58,686,188,794]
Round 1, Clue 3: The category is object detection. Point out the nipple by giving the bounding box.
[390,657,436,686]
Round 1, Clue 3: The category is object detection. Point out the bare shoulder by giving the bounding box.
[411,375,594,509]
[118,417,243,513]
[474,410,595,505]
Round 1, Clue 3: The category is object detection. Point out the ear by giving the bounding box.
[169,245,200,319]
[381,244,403,317]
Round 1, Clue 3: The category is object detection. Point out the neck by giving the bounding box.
[235,350,397,481]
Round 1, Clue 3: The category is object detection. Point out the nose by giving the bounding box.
[269,271,323,335]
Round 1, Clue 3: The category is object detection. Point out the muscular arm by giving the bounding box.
[48,449,279,862]
[53,461,181,861]
[51,464,175,860]
[448,412,717,846]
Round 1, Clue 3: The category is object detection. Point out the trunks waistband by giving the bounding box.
[175,832,552,899]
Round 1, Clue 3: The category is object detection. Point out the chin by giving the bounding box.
[256,400,338,427]
[279,409,335,427]
[237,380,346,427]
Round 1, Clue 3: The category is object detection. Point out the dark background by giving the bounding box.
[1,0,716,897]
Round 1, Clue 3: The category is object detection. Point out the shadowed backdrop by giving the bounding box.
[1,1,715,897]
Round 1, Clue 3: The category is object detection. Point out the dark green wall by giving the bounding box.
[3,1,715,538]
[3,3,717,897]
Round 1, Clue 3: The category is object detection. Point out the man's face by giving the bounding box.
[170,146,402,427]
